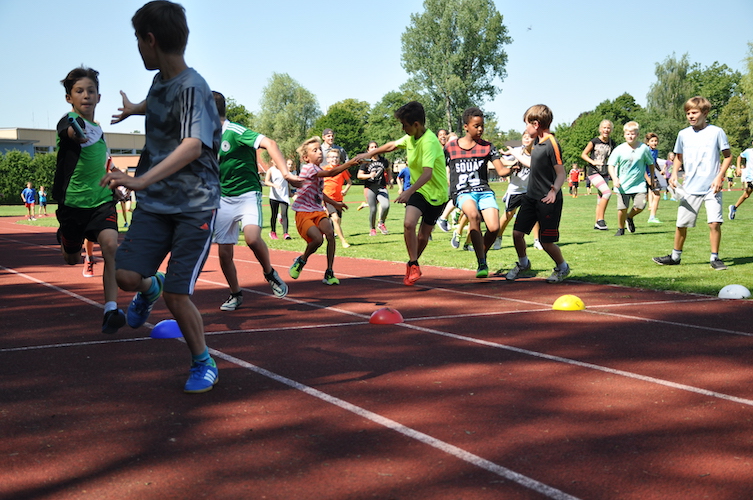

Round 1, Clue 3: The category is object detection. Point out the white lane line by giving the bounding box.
[210,348,582,500]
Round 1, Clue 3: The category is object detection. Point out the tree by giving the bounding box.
[687,62,741,123]
[740,43,753,138]
[226,97,255,129]
[311,99,371,156]
[401,0,511,132]
[646,53,693,122]
[717,95,750,156]
[364,90,423,149]
[256,73,321,162]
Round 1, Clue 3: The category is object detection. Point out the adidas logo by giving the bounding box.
[203,370,217,384]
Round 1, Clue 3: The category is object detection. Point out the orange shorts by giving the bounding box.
[295,211,329,243]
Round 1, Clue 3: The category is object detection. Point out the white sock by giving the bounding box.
[104,301,117,313]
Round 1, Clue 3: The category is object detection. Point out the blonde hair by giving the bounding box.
[599,119,613,129]
[523,104,553,129]
[297,136,322,162]
[684,96,711,114]
[623,121,640,132]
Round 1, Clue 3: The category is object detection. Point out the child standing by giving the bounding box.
[53,67,125,334]
[505,104,570,283]
[264,160,291,239]
[102,0,223,393]
[323,149,353,249]
[357,141,392,236]
[568,164,580,197]
[355,101,448,286]
[37,185,48,217]
[652,96,732,270]
[644,132,666,223]
[444,107,509,278]
[581,120,616,230]
[21,182,36,221]
[607,122,656,236]
[289,137,360,285]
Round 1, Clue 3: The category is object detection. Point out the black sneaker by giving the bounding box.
[594,219,608,230]
[102,309,126,334]
[653,255,680,266]
[626,217,635,233]
[614,228,625,236]
[710,259,728,271]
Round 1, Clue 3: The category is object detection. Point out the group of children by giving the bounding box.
[20,182,48,220]
[47,0,736,396]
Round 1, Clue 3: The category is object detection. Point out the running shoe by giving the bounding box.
[729,205,737,220]
[437,218,450,232]
[463,243,474,252]
[378,222,388,235]
[533,239,543,250]
[710,259,728,271]
[83,258,95,278]
[652,255,680,266]
[505,261,531,281]
[545,263,571,283]
[357,202,368,211]
[102,308,126,334]
[492,236,502,250]
[126,272,165,328]
[322,269,340,285]
[269,231,279,240]
[289,256,306,279]
[594,219,608,230]
[404,263,422,286]
[626,217,636,233]
[450,231,460,249]
[476,264,489,278]
[647,217,662,224]
[184,358,219,394]
[369,229,377,236]
[265,269,289,297]
[283,233,291,240]
[614,228,625,236]
[220,293,243,311]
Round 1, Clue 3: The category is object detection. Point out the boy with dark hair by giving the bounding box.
[444,106,510,277]
[54,66,126,334]
[102,0,222,393]
[653,96,732,270]
[505,104,570,283]
[212,91,298,311]
[21,182,36,221]
[356,101,448,286]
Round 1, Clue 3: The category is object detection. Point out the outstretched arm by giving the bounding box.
[111,91,146,124]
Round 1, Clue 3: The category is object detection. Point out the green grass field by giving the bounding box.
[6,183,752,297]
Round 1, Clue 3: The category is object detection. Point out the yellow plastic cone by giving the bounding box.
[552,294,585,311]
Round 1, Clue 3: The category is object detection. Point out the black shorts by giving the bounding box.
[512,195,563,243]
[407,191,445,226]
[503,192,525,212]
[56,202,118,254]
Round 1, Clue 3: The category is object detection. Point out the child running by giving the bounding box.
[102,0,223,393]
[505,104,570,283]
[53,66,126,335]
[289,137,361,285]
[581,119,616,230]
[728,140,753,220]
[444,107,509,278]
[355,101,448,286]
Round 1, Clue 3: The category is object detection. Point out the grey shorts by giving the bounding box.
[676,191,723,227]
[617,192,647,211]
[116,207,216,295]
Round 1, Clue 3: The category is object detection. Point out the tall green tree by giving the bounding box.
[647,53,693,122]
[256,73,321,162]
[687,62,741,123]
[225,97,255,129]
[401,0,511,132]
[364,89,423,148]
[311,99,371,156]
[740,42,753,138]
[717,95,750,156]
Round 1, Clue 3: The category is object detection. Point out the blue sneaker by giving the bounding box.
[126,272,164,328]
[184,358,218,393]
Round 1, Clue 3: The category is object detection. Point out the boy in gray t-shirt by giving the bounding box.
[101,0,222,394]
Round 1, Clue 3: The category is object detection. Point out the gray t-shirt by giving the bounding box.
[135,68,221,214]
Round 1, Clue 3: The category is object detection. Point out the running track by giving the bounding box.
[2,217,753,500]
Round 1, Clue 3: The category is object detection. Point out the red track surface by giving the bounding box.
[2,216,753,500]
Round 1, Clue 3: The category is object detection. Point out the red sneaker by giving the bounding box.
[404,263,422,286]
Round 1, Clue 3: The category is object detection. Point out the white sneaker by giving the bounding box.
[265,269,288,298]
[533,239,543,250]
[505,261,531,281]
[437,218,450,232]
[492,236,502,250]
[220,293,243,311]
[545,264,570,283]
[450,231,460,249]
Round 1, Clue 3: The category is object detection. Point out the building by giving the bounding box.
[0,127,143,171]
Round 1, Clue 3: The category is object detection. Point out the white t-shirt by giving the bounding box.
[674,124,729,195]
[267,166,289,203]
[503,147,531,195]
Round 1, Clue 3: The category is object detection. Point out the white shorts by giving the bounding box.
[213,191,263,244]
[676,190,723,227]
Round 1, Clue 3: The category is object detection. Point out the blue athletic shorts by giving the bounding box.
[456,190,499,212]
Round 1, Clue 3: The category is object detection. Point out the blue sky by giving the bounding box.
[1,0,751,136]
